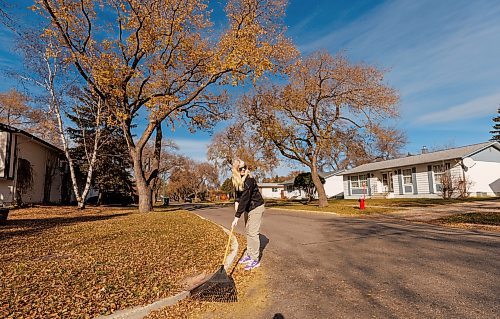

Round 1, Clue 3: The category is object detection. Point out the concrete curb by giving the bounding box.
[268,207,339,216]
[94,214,239,319]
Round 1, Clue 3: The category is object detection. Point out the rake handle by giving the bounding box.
[222,226,234,266]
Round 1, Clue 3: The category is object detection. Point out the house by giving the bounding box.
[279,170,345,199]
[321,170,345,199]
[280,178,307,199]
[341,141,500,199]
[0,123,67,206]
[257,183,284,199]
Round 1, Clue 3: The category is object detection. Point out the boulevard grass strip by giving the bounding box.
[0,206,226,319]
[268,200,394,215]
[267,197,500,213]
[350,197,500,208]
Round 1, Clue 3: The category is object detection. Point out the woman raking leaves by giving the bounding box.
[230,159,265,270]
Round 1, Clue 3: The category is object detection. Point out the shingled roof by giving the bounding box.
[341,141,499,175]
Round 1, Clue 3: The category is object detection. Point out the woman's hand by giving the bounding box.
[231,217,239,228]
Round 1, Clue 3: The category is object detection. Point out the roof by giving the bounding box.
[341,141,499,175]
[279,169,345,185]
[0,123,63,154]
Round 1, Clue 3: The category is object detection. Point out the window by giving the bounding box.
[403,169,412,184]
[382,173,388,186]
[350,175,367,188]
[433,163,450,185]
[272,187,278,192]
[351,176,359,188]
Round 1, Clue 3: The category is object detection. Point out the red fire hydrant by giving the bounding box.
[359,197,365,210]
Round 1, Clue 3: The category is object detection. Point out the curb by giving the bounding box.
[94,214,239,319]
[268,207,339,216]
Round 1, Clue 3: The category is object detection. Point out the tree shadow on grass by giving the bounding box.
[0,212,131,241]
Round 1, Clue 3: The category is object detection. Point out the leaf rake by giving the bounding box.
[190,226,237,302]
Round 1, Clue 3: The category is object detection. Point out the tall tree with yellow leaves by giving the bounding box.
[240,52,400,207]
[35,0,296,212]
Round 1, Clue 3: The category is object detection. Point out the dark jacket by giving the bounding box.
[235,176,264,218]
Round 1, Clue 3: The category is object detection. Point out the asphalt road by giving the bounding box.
[195,206,500,319]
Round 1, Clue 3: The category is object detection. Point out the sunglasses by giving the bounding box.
[238,166,247,171]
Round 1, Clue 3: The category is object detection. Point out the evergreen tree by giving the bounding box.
[491,107,500,141]
[220,178,235,197]
[67,88,133,204]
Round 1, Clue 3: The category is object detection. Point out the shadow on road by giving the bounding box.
[260,233,270,259]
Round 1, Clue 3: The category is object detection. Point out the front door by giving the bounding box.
[382,172,394,193]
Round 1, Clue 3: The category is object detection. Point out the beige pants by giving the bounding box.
[244,204,265,260]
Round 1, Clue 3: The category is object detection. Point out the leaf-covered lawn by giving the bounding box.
[146,231,262,319]
[437,211,500,226]
[0,206,227,318]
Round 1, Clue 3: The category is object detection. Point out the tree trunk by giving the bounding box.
[132,151,153,212]
[122,121,162,213]
[78,200,86,209]
[311,167,328,208]
[97,189,103,206]
[138,183,153,212]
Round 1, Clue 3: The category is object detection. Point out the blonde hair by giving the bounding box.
[231,159,250,191]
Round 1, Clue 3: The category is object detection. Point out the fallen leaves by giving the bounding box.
[146,232,268,319]
[0,206,227,318]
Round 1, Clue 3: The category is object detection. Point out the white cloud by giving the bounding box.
[414,92,500,125]
[293,0,500,132]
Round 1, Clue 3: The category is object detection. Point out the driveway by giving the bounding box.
[195,206,500,319]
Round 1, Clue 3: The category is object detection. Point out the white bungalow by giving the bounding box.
[257,183,284,199]
[279,170,345,200]
[341,141,500,199]
[280,178,307,200]
[0,124,67,205]
[321,170,345,199]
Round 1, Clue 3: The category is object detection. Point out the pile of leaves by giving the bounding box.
[0,206,226,318]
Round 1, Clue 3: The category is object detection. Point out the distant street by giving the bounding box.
[195,206,500,319]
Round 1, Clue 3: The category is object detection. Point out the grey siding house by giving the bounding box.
[341,142,500,199]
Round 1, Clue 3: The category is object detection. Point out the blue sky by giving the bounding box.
[1,0,499,176]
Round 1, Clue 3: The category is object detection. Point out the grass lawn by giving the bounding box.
[266,200,395,215]
[0,206,233,319]
[437,211,500,226]
[346,197,500,208]
[265,197,499,216]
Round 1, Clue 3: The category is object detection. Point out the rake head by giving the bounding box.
[190,265,237,302]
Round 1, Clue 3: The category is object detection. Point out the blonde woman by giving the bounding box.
[231,159,265,270]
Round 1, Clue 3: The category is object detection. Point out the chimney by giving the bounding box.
[421,146,428,154]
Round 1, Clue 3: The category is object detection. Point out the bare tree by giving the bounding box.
[239,52,399,207]
[207,122,279,178]
[440,172,474,199]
